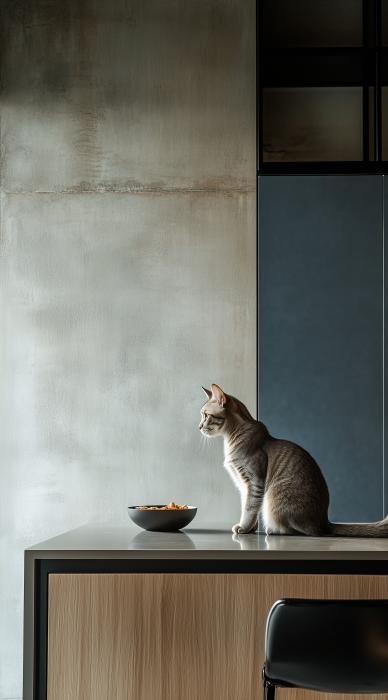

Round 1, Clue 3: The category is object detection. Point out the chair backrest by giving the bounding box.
[265,599,388,694]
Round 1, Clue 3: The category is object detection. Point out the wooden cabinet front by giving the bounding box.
[47,573,388,700]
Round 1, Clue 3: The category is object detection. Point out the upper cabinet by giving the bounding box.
[258,0,388,173]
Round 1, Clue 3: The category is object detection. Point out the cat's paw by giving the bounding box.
[232,524,250,534]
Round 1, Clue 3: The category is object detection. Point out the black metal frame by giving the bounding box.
[263,672,294,700]
[258,0,388,174]
[263,678,276,700]
[34,557,388,700]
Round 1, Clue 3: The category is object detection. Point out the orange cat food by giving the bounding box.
[137,501,188,510]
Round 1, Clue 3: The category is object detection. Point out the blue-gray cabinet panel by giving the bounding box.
[259,175,383,523]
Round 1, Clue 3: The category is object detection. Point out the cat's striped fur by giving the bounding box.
[199,384,388,537]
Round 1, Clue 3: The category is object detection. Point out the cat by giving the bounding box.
[199,383,388,537]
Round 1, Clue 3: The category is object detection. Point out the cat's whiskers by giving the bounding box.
[198,431,210,447]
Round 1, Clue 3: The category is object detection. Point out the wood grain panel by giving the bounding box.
[47,574,388,700]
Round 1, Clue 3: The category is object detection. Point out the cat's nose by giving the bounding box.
[199,425,202,430]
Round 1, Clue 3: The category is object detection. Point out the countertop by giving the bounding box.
[25,521,388,560]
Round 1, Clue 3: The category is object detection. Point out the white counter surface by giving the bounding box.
[25,521,388,560]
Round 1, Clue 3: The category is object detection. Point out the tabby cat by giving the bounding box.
[199,384,388,537]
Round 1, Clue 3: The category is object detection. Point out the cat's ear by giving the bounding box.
[202,386,212,399]
[211,384,227,407]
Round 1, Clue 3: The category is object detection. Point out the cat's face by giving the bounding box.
[199,403,225,437]
[199,384,227,438]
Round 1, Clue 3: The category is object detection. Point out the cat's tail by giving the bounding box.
[328,518,388,538]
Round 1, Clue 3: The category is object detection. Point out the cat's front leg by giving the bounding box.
[232,493,262,534]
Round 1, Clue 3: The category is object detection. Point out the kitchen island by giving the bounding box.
[24,521,388,700]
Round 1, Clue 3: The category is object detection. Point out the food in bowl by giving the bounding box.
[137,501,188,510]
[128,504,197,531]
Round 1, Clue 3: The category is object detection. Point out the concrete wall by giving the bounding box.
[0,1,256,696]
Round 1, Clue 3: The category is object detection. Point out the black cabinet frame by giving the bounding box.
[258,0,388,174]
[34,557,388,700]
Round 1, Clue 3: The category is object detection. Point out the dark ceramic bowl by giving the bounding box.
[128,505,197,532]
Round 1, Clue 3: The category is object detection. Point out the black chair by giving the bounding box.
[263,599,388,700]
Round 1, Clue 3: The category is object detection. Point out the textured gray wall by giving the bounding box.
[259,175,383,524]
[0,2,256,696]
